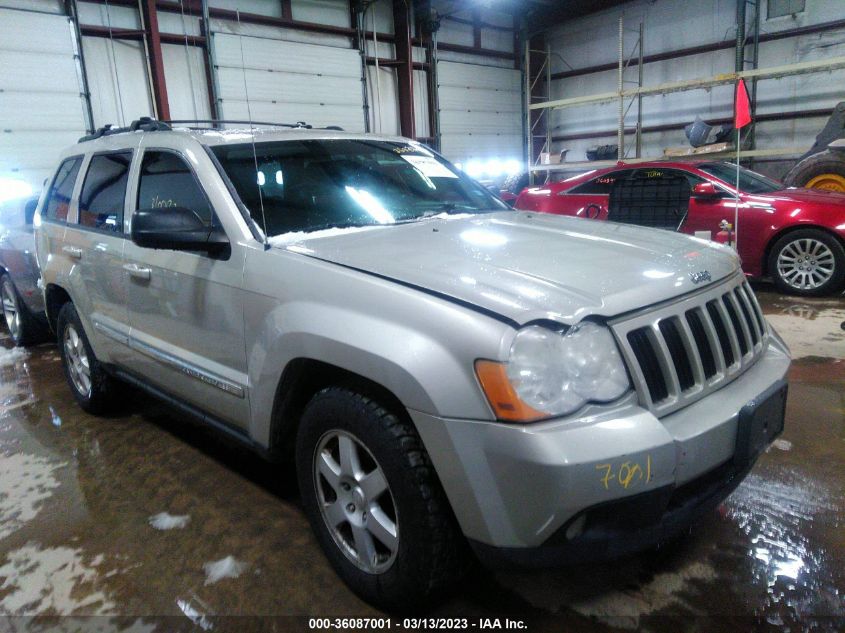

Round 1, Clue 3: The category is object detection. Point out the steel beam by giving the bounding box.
[550,107,836,143]
[392,0,415,138]
[531,55,845,111]
[79,24,205,46]
[548,18,845,82]
[78,0,517,61]
[139,0,171,120]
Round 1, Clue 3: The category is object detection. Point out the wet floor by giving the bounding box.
[0,283,843,632]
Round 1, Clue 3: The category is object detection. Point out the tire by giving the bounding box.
[1,273,47,347]
[783,150,845,192]
[296,387,467,610]
[767,228,845,296]
[502,171,530,196]
[57,302,122,414]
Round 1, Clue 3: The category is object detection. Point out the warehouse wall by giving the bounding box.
[0,2,90,195]
[0,0,520,200]
[544,0,845,177]
[435,10,522,175]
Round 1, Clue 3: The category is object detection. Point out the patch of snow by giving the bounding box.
[772,439,792,451]
[495,559,717,630]
[202,556,247,585]
[0,347,28,367]
[177,599,214,630]
[267,225,387,247]
[267,213,478,247]
[1,397,37,415]
[568,562,718,629]
[148,512,190,530]
[0,453,65,540]
[0,544,115,615]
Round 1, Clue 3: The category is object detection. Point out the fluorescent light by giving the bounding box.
[485,159,503,177]
[257,171,266,186]
[466,160,484,178]
[0,178,32,204]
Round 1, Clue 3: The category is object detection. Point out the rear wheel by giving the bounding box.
[768,229,845,296]
[1,273,46,347]
[57,302,122,413]
[783,150,845,192]
[296,387,467,610]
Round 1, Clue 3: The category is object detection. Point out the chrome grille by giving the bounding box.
[611,275,768,417]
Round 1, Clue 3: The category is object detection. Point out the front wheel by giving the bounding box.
[296,387,467,610]
[768,229,845,296]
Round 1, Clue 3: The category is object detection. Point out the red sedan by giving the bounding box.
[514,160,845,296]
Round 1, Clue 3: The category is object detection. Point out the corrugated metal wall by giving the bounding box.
[212,31,364,129]
[0,0,519,195]
[437,61,521,167]
[545,0,845,175]
[0,5,89,193]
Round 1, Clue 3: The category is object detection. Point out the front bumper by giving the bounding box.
[410,335,790,564]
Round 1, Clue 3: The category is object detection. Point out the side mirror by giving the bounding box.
[131,207,229,256]
[693,182,720,199]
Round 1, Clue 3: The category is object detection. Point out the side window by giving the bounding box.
[632,168,716,192]
[569,170,633,195]
[137,151,213,226]
[44,157,83,222]
[79,152,132,233]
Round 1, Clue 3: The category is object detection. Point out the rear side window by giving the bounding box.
[79,152,132,233]
[44,157,83,222]
[137,151,213,226]
[569,170,633,195]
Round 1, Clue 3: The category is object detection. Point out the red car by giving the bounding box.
[514,160,845,296]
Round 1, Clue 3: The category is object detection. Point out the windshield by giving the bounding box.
[211,139,507,237]
[698,162,783,194]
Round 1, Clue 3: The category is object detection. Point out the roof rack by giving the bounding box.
[166,119,344,131]
[78,117,172,142]
[78,118,345,143]
[166,119,313,130]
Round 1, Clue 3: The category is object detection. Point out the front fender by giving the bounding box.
[243,251,510,447]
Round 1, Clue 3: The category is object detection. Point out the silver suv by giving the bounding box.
[35,119,791,609]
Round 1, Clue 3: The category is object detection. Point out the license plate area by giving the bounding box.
[734,381,788,468]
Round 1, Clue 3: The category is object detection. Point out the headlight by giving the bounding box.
[476,322,631,422]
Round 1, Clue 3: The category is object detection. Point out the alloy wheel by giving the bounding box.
[64,323,92,397]
[313,430,399,574]
[1,279,20,341]
[776,238,836,291]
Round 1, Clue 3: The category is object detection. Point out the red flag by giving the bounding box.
[734,79,752,129]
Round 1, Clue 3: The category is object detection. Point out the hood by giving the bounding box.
[279,212,741,325]
[766,188,845,205]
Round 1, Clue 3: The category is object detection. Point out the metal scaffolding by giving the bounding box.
[526,0,845,173]
[524,42,552,185]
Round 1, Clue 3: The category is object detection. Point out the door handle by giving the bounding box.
[122,263,152,280]
[62,246,83,259]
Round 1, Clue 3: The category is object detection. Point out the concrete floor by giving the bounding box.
[0,283,843,632]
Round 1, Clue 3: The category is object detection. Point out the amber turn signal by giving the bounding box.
[474,360,547,423]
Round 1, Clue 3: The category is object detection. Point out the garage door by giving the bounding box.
[0,7,90,196]
[437,60,521,169]
[212,32,364,131]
